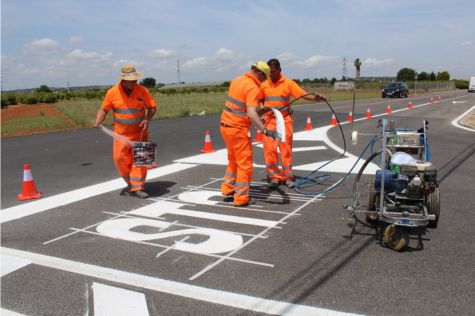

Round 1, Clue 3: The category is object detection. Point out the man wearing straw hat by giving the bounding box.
[95,65,157,198]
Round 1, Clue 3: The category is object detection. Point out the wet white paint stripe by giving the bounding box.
[1,163,198,224]
[1,254,31,277]
[254,144,327,152]
[1,247,361,316]
[93,282,149,316]
[451,105,475,132]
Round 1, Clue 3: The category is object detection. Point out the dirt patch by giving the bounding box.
[1,103,64,120]
[1,103,76,137]
[459,109,475,129]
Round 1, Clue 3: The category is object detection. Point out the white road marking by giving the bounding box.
[0,309,26,316]
[451,105,475,132]
[70,227,273,267]
[129,200,280,227]
[189,193,324,281]
[96,217,244,254]
[1,163,198,224]
[92,282,149,316]
[253,144,327,152]
[1,254,31,277]
[102,212,268,239]
[1,247,361,316]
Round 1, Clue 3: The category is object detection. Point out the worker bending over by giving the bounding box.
[220,61,277,207]
[95,65,157,198]
[260,58,326,188]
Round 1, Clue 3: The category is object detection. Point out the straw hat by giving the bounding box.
[120,64,143,81]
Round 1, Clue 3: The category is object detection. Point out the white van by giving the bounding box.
[469,77,475,93]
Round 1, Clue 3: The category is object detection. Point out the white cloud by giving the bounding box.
[364,57,394,67]
[66,49,112,61]
[216,48,234,58]
[23,38,61,54]
[181,48,249,73]
[276,52,295,63]
[460,41,471,47]
[150,49,175,59]
[295,54,339,67]
[69,36,83,45]
[113,59,144,67]
[182,57,209,68]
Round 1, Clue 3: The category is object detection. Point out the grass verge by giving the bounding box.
[1,116,75,137]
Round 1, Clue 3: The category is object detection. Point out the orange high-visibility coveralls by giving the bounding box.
[260,75,305,181]
[220,72,263,206]
[102,83,157,191]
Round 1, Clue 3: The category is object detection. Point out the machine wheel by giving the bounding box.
[383,225,409,251]
[427,187,440,228]
[366,182,378,223]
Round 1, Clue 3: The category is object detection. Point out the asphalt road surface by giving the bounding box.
[2,90,474,315]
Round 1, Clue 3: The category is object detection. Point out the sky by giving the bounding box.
[1,0,474,90]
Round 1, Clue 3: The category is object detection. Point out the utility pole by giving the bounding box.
[342,57,348,81]
[177,60,181,85]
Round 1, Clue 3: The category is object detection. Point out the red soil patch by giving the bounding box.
[1,103,76,137]
[1,103,64,121]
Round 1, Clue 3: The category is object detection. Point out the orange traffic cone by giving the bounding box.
[330,114,337,126]
[200,131,216,153]
[365,108,372,119]
[304,115,313,130]
[438,96,442,102]
[17,164,42,201]
[254,129,263,142]
[386,105,392,114]
[407,101,413,109]
[429,97,434,104]
[346,111,353,122]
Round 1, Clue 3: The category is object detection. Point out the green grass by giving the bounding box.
[156,91,227,119]
[54,89,383,129]
[1,116,73,137]
[55,98,106,127]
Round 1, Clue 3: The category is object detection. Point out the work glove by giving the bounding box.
[263,128,279,140]
[257,106,272,116]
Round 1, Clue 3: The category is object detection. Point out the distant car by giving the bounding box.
[469,77,475,93]
[382,82,409,98]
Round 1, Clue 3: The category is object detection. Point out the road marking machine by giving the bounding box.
[345,118,440,251]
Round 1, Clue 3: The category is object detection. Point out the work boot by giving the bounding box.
[284,179,296,187]
[125,190,149,199]
[120,185,132,196]
[234,199,257,207]
[268,179,280,188]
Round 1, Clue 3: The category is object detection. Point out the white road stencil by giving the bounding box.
[93,282,149,316]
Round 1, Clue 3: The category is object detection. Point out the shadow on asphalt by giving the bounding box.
[144,181,176,198]
[438,142,475,183]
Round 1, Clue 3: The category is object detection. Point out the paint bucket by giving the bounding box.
[133,142,157,167]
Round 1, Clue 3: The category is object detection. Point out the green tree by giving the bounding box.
[429,72,436,81]
[417,72,429,81]
[140,77,156,88]
[396,68,417,81]
[330,77,337,85]
[36,85,52,93]
[354,58,362,80]
[436,71,450,81]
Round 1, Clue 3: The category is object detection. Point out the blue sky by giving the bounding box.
[1,0,474,90]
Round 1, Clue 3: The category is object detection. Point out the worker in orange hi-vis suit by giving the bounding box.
[95,65,157,198]
[260,58,326,188]
[220,61,278,207]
